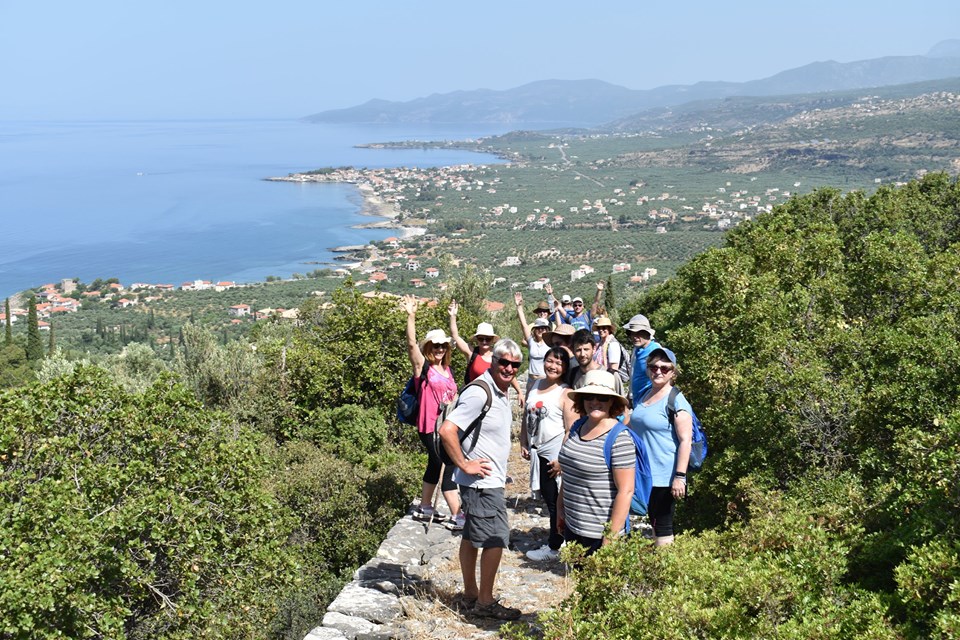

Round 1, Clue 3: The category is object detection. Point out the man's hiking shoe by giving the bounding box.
[451,593,477,612]
[412,505,439,521]
[447,512,466,531]
[472,599,521,620]
[526,544,560,562]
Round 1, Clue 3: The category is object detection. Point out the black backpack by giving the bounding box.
[432,378,493,466]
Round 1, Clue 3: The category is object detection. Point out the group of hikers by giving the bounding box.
[401,281,695,621]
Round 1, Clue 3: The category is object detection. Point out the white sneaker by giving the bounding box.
[448,512,466,531]
[412,505,437,521]
[526,544,560,561]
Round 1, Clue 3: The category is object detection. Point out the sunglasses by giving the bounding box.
[647,364,674,375]
[580,393,612,403]
[431,343,448,349]
[572,302,584,307]
[534,309,550,315]
[498,357,522,370]
[476,336,493,343]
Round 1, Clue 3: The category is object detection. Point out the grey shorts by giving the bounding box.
[459,485,509,549]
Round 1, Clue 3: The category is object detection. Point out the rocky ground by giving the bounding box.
[305,425,576,639]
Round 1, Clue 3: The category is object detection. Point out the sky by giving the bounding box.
[1,0,957,121]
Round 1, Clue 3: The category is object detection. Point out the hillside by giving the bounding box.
[305,48,960,125]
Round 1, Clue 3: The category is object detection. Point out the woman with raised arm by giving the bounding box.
[449,299,524,403]
[514,291,551,382]
[522,347,577,562]
[402,295,464,530]
[556,369,635,557]
[629,347,692,546]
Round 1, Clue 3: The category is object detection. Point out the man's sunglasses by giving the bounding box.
[498,357,522,370]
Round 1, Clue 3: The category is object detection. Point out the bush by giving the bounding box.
[521,474,898,640]
[0,368,298,639]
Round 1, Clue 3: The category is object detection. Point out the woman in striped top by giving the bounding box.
[557,369,635,556]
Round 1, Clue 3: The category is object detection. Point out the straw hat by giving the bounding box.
[551,324,575,336]
[420,329,452,351]
[568,370,627,403]
[593,316,614,329]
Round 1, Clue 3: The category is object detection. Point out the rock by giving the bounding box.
[327,583,403,624]
[321,611,380,639]
[303,626,347,639]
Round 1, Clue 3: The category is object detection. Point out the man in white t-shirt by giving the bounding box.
[438,339,523,621]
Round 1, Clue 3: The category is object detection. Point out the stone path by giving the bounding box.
[304,435,574,639]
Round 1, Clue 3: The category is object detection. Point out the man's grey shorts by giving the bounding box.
[459,485,509,549]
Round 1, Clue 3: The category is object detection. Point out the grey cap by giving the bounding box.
[532,318,551,328]
[622,314,655,337]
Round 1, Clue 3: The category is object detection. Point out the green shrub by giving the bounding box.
[0,367,298,639]
[523,474,898,640]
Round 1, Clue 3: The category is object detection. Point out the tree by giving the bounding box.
[25,296,43,361]
[604,275,617,317]
[47,321,55,355]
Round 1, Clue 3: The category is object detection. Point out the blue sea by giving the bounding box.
[0,119,516,298]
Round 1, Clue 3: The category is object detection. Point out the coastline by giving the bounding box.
[353,184,425,242]
[266,175,426,249]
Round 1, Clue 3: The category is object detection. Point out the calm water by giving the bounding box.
[0,119,514,297]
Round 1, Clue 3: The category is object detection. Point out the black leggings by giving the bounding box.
[648,486,676,537]
[418,431,457,492]
[536,453,564,551]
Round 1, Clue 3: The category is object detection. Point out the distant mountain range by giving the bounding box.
[306,40,960,127]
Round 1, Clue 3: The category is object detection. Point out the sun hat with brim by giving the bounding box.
[472,322,499,340]
[533,301,551,313]
[622,313,656,337]
[551,324,576,337]
[648,347,677,367]
[420,329,452,351]
[532,318,551,329]
[593,316,614,329]
[568,369,627,403]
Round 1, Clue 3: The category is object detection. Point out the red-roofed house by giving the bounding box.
[229,304,251,317]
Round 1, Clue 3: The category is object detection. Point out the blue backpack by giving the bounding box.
[569,417,653,534]
[396,362,429,425]
[667,387,708,472]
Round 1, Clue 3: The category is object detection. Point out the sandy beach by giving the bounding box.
[354,184,425,240]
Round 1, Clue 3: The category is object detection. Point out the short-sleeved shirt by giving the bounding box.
[568,310,593,332]
[558,423,634,539]
[526,337,550,377]
[630,340,661,402]
[629,387,692,486]
[445,370,512,489]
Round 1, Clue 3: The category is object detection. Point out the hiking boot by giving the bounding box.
[447,512,466,531]
[526,544,560,562]
[412,505,438,521]
[472,599,521,620]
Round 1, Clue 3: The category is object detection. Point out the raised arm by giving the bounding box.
[591,280,604,318]
[514,291,532,342]
[448,299,472,357]
[402,295,425,376]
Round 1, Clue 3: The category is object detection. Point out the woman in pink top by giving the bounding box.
[403,296,463,528]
